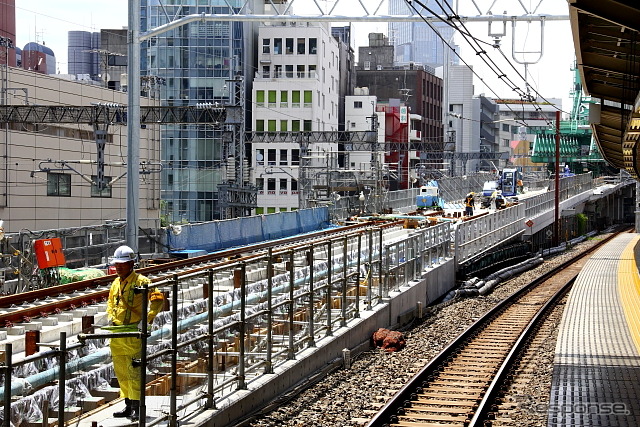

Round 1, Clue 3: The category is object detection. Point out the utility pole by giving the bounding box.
[553,110,560,247]
[126,0,141,251]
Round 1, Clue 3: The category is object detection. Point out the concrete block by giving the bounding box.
[77,396,105,411]
[27,418,58,427]
[69,309,88,318]
[22,322,42,331]
[55,313,74,322]
[40,318,59,327]
[91,386,121,402]
[49,406,82,421]
[4,326,25,335]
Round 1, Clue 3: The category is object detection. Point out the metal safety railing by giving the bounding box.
[382,223,451,296]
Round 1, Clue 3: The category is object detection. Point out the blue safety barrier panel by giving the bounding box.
[167,207,330,253]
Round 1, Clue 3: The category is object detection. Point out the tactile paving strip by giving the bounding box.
[548,234,640,426]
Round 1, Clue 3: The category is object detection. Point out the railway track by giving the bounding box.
[367,230,623,427]
[0,220,396,327]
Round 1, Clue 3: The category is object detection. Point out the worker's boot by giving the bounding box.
[129,400,140,421]
[113,398,131,417]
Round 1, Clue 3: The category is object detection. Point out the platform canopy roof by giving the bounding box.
[569,0,640,177]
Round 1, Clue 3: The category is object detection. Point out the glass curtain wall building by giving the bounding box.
[141,0,254,223]
[388,0,459,69]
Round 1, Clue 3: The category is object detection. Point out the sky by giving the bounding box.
[14,0,576,111]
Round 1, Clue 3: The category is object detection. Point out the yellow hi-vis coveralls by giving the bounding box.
[106,271,164,400]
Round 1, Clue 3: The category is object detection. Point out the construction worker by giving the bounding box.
[495,190,505,209]
[464,192,475,216]
[106,246,164,421]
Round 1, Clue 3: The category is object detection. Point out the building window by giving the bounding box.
[279,178,287,192]
[285,65,293,78]
[292,91,300,108]
[262,38,270,54]
[291,178,298,190]
[354,101,363,108]
[256,207,264,214]
[502,123,509,132]
[503,138,510,147]
[297,38,305,54]
[268,149,276,165]
[268,120,277,132]
[256,90,264,106]
[47,173,71,197]
[304,90,312,107]
[285,38,294,54]
[274,38,282,54]
[309,38,317,54]
[262,65,270,78]
[297,65,305,78]
[267,178,276,194]
[256,178,264,194]
[280,149,288,165]
[303,120,312,131]
[292,149,300,165]
[91,176,112,198]
[256,120,265,132]
[309,64,316,76]
[256,149,264,165]
[292,120,300,131]
[280,120,288,132]
[268,90,276,107]
[267,207,277,213]
[280,91,288,108]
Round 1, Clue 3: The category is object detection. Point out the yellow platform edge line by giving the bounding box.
[618,235,640,354]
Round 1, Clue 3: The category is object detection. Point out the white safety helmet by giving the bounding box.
[112,245,136,264]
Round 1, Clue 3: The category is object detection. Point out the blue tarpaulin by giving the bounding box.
[167,207,330,253]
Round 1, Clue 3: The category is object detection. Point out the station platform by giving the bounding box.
[549,232,640,426]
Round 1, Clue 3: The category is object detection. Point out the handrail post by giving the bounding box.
[326,240,333,336]
[367,229,373,310]
[238,264,247,389]
[3,344,11,427]
[169,275,178,427]
[265,249,274,374]
[341,237,348,327]
[307,245,316,347]
[206,269,215,408]
[378,228,384,299]
[139,285,149,427]
[355,232,361,318]
[287,250,295,360]
[58,332,66,427]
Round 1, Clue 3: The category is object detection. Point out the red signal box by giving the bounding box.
[33,238,66,269]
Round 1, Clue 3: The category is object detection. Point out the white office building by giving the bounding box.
[252,21,340,213]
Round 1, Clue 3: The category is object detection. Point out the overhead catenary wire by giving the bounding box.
[407,0,566,130]
[434,0,570,123]
[402,0,528,127]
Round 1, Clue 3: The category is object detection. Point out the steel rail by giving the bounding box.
[0,221,398,326]
[468,276,575,426]
[366,228,624,426]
